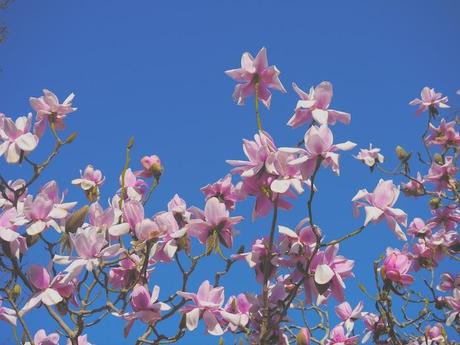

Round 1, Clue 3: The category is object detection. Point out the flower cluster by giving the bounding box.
[0,52,458,345]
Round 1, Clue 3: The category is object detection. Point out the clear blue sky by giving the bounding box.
[0,1,459,344]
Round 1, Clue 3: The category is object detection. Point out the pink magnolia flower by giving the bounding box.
[278,221,318,269]
[220,294,251,332]
[0,113,39,163]
[278,222,317,258]
[427,228,459,257]
[72,165,105,191]
[166,194,193,232]
[227,131,277,178]
[409,87,449,115]
[445,288,460,326]
[116,284,170,337]
[425,118,460,149]
[361,312,380,343]
[288,81,351,128]
[352,179,408,241]
[425,156,458,191]
[54,227,121,283]
[225,47,286,109]
[407,218,435,238]
[307,244,355,304]
[137,155,163,179]
[201,174,241,210]
[0,207,27,258]
[119,168,148,201]
[150,210,187,261]
[411,238,438,271]
[88,202,120,232]
[437,273,460,292]
[335,301,363,332]
[265,150,305,195]
[29,329,60,345]
[109,254,142,289]
[66,335,92,345]
[188,197,243,250]
[177,280,225,335]
[326,325,359,345]
[237,173,295,220]
[429,204,460,230]
[282,125,356,178]
[21,265,63,315]
[20,182,76,236]
[109,200,165,243]
[354,144,384,168]
[422,323,445,345]
[227,131,299,218]
[382,247,414,285]
[0,299,17,326]
[29,89,77,137]
[233,237,279,283]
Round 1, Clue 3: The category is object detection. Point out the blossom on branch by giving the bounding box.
[225,47,286,108]
[177,280,226,335]
[352,179,408,241]
[30,89,77,137]
[0,113,39,164]
[409,87,449,115]
[288,81,351,128]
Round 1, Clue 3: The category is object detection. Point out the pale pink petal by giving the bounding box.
[203,310,224,336]
[315,264,334,285]
[185,308,200,331]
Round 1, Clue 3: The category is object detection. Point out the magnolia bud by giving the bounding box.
[65,132,78,144]
[10,284,21,301]
[433,153,444,165]
[127,136,135,149]
[296,328,310,345]
[395,145,410,161]
[429,197,441,209]
[65,206,89,233]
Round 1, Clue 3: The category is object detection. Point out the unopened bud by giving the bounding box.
[59,233,72,255]
[433,153,444,165]
[65,132,78,144]
[395,145,410,161]
[358,283,367,294]
[296,328,310,345]
[11,284,21,300]
[127,136,135,149]
[429,197,441,209]
[65,206,89,233]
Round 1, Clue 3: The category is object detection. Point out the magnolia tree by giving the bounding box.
[0,47,458,345]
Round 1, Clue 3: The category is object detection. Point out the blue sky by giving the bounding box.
[0,1,459,344]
